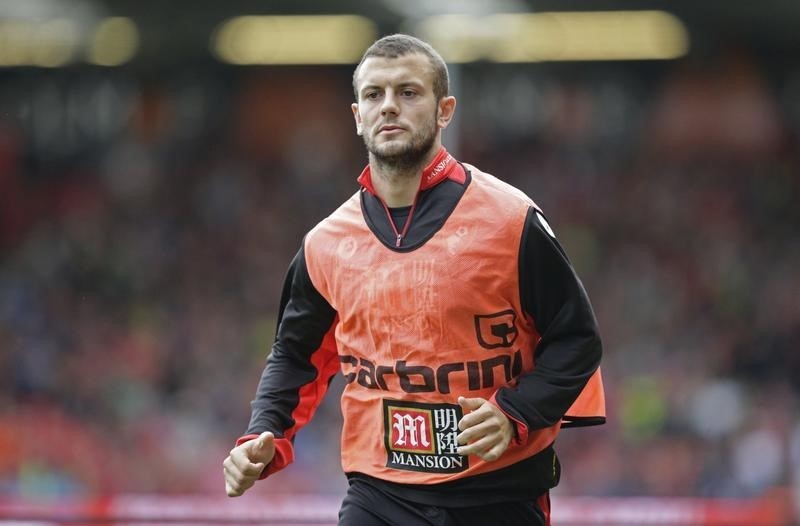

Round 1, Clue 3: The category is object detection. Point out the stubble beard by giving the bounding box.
[363,113,438,175]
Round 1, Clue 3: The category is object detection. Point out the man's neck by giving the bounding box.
[368,146,441,207]
[369,159,423,207]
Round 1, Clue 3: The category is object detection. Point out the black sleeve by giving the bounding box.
[495,207,602,430]
[245,243,339,437]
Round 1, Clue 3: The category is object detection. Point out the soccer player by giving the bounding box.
[223,34,605,526]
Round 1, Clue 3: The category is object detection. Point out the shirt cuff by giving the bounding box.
[488,391,529,446]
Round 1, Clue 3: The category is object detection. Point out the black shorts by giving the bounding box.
[338,477,550,526]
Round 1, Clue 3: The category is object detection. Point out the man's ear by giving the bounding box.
[351,102,363,135]
[437,96,457,130]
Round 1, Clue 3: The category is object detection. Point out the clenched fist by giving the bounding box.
[223,431,275,497]
[456,396,513,462]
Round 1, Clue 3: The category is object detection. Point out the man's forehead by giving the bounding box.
[356,53,434,87]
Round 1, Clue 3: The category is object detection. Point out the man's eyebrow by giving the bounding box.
[360,80,425,92]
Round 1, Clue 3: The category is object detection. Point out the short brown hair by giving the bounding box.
[353,34,449,101]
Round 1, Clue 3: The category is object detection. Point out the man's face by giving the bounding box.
[352,54,443,168]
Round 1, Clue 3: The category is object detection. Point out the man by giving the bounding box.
[223,34,605,525]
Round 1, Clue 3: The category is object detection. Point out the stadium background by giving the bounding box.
[1,0,799,524]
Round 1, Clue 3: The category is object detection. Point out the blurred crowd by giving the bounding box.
[0,48,798,515]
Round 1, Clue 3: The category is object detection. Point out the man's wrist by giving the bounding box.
[488,392,529,445]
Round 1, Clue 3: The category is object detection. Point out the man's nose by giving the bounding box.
[381,90,399,115]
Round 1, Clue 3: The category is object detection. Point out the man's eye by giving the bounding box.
[401,90,416,97]
[365,92,380,100]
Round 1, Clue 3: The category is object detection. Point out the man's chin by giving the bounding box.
[371,143,410,160]
[366,133,437,167]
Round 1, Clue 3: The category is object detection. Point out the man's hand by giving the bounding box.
[223,431,275,497]
[456,397,513,462]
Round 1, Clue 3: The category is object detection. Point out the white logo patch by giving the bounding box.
[536,211,556,238]
[337,236,358,259]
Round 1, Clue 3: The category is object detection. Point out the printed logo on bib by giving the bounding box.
[474,310,518,349]
[383,399,468,474]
